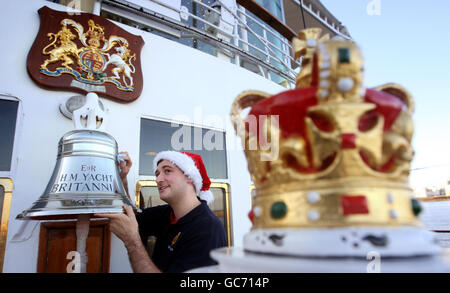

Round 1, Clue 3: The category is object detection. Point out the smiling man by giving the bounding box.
[95,151,227,273]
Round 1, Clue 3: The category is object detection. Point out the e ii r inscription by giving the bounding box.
[50,164,115,194]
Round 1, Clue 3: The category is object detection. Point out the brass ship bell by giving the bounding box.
[16,93,139,220]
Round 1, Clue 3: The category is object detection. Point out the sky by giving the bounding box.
[319,0,450,194]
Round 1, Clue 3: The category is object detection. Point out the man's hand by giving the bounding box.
[118,151,132,180]
[94,205,161,273]
[117,151,132,198]
[94,205,140,248]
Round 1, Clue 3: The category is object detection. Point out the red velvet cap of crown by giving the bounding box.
[245,86,408,174]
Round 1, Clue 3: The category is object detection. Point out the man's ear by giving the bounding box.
[185,175,193,185]
[184,176,197,192]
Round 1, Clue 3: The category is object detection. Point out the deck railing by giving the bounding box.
[99,0,302,86]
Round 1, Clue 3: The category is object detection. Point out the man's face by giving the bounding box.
[155,160,193,203]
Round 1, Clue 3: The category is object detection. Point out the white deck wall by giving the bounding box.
[0,0,283,272]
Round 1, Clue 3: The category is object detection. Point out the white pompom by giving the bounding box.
[199,190,214,204]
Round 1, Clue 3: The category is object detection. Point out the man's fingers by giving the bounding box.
[93,213,112,219]
[120,161,127,172]
[119,152,132,165]
[94,206,135,220]
[94,212,122,219]
[123,204,134,216]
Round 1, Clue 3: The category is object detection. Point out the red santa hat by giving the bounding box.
[153,151,214,204]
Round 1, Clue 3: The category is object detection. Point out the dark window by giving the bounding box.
[0,99,18,171]
[139,118,227,179]
[209,185,229,230]
[256,0,284,20]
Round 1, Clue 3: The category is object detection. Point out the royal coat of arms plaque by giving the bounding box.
[27,6,145,102]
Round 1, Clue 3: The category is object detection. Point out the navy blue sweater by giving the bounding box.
[136,200,227,272]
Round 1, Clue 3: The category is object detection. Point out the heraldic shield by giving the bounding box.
[27,6,144,102]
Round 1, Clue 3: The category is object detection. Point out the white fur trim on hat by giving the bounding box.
[153,151,214,203]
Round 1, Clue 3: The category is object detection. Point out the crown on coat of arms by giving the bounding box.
[231,28,421,230]
[85,19,106,48]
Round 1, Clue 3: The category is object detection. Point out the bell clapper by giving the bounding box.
[73,94,104,273]
[76,214,91,273]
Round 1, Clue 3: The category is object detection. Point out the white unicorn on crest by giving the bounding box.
[104,45,136,87]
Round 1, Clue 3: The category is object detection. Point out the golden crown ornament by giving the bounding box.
[230,29,440,257]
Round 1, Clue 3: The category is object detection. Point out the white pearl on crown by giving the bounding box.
[337,77,354,92]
